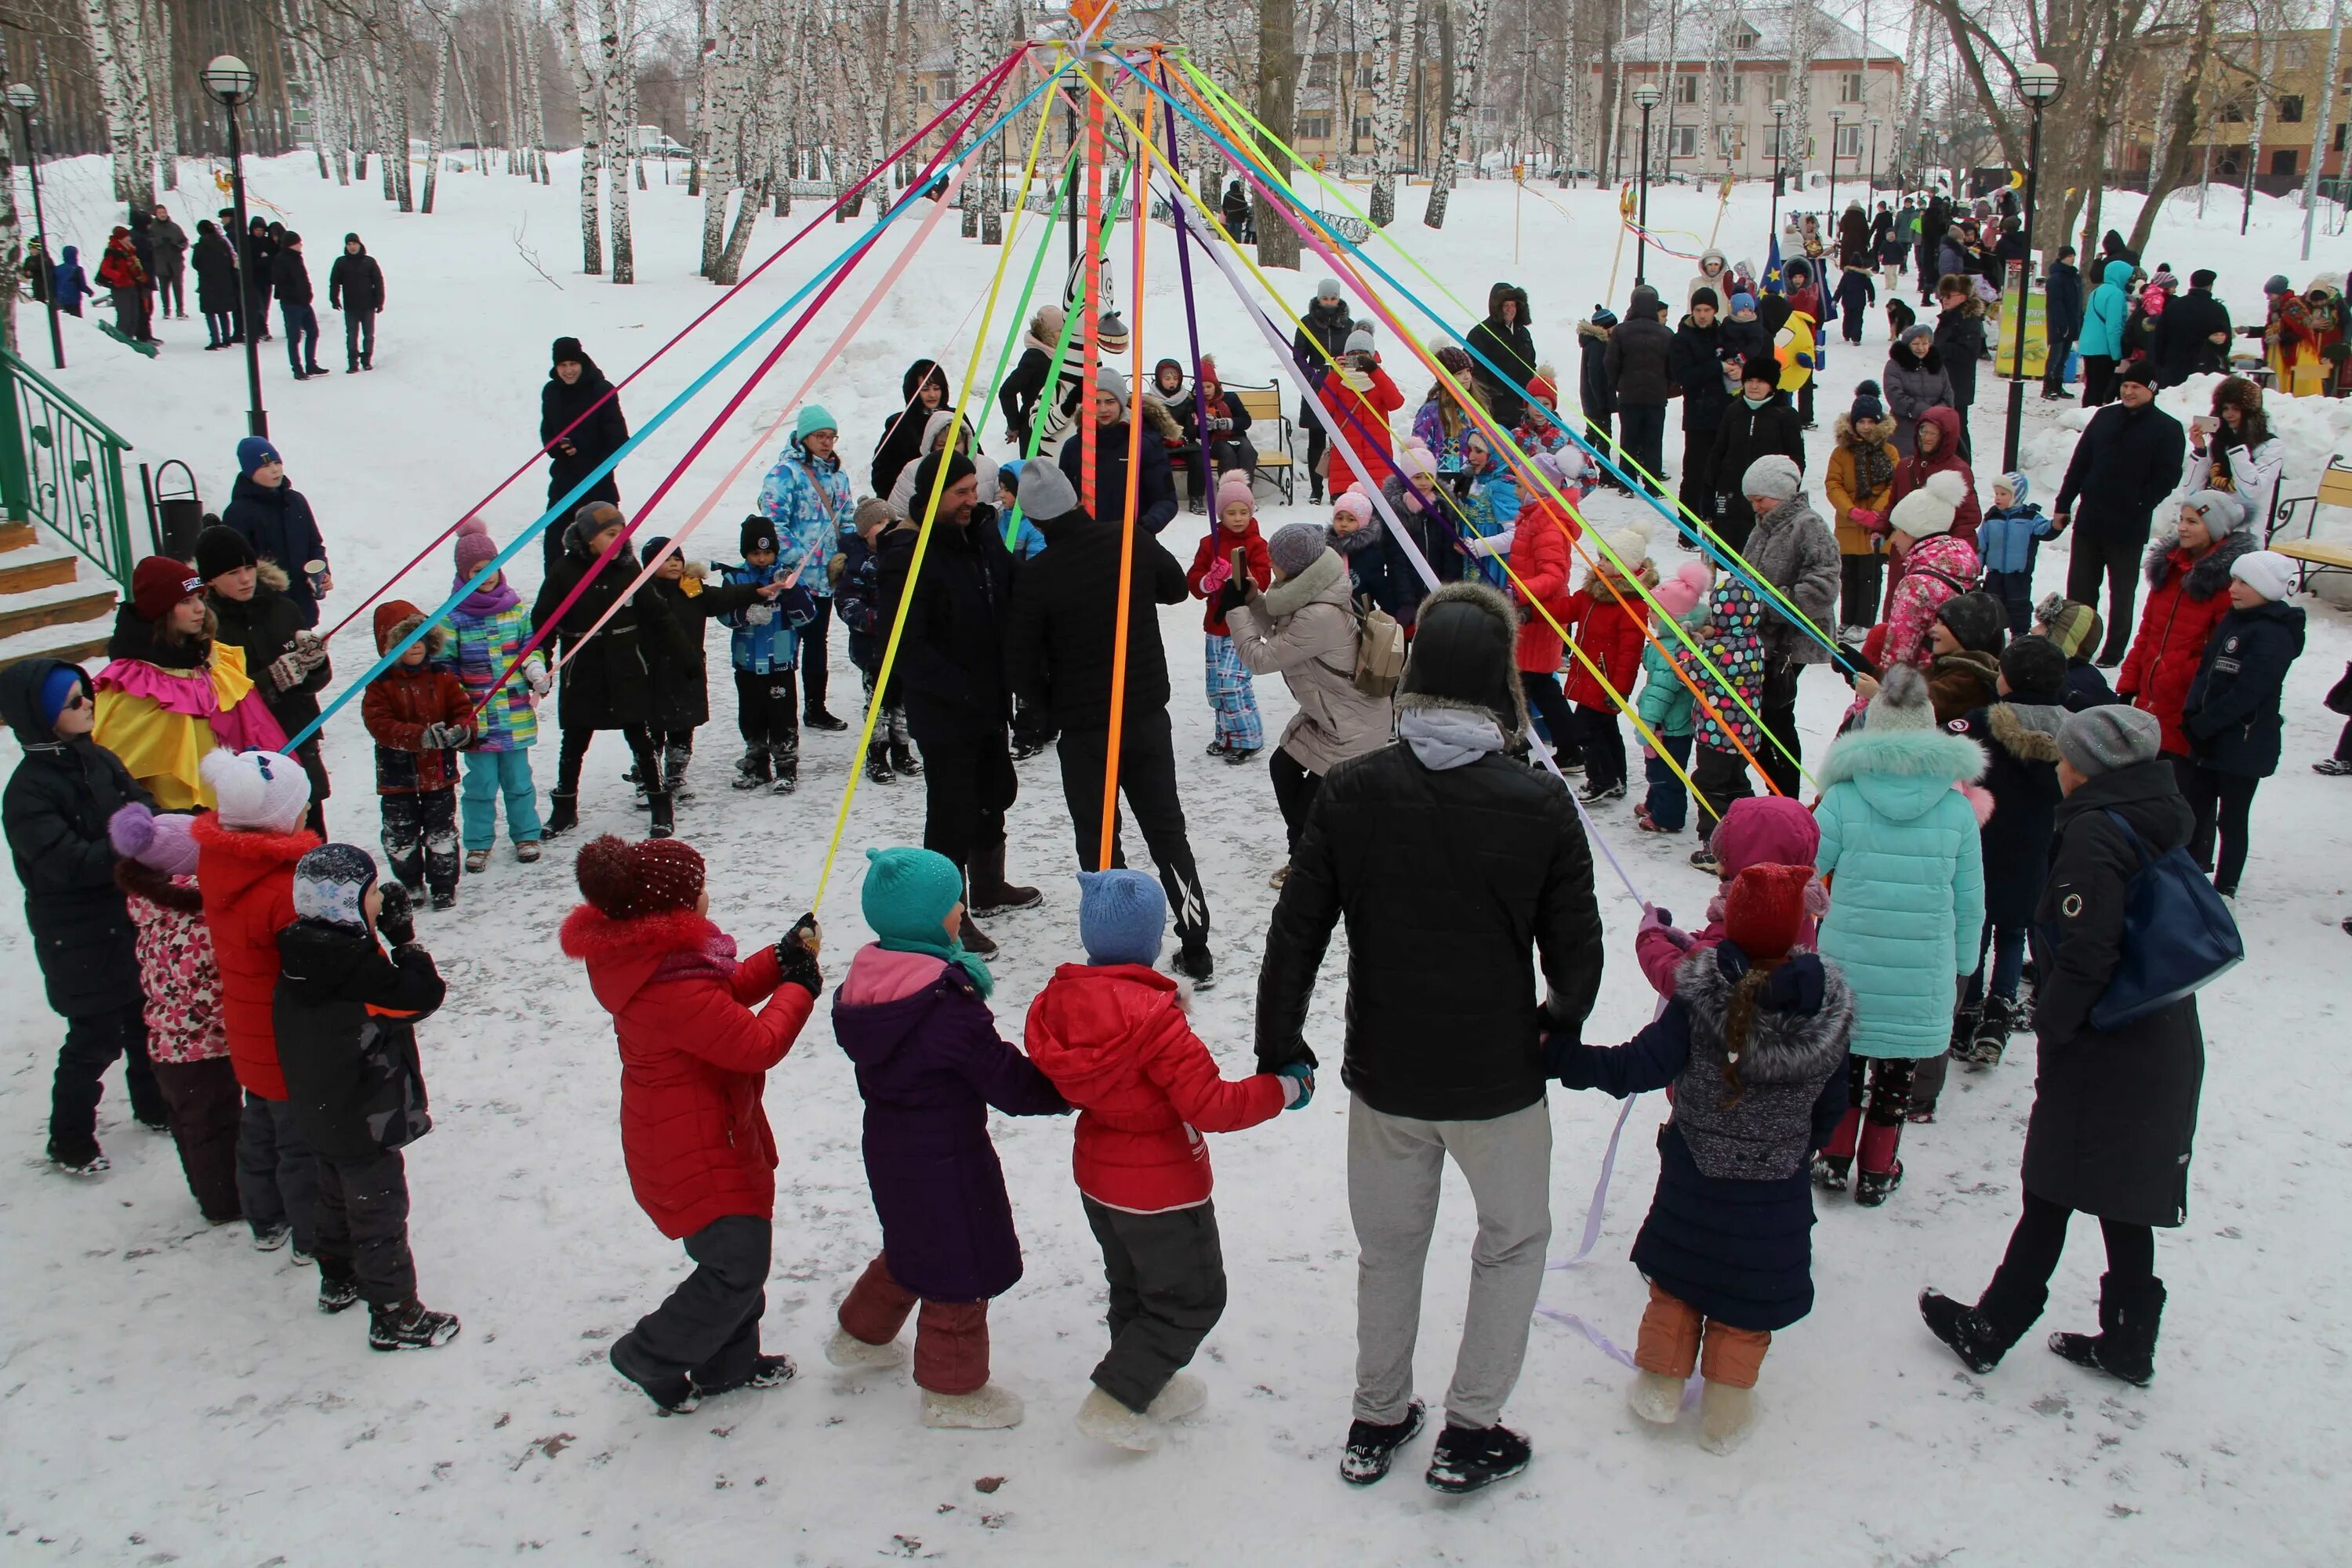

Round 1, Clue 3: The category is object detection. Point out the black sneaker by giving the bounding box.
[1338,1399,1425,1486]
[318,1276,363,1315]
[1577,779,1626,804]
[1205,739,1229,758]
[1223,746,1261,766]
[888,742,923,776]
[251,1222,291,1252]
[1010,739,1049,761]
[1689,845,1722,873]
[804,710,848,732]
[865,749,895,784]
[698,1352,798,1399]
[1425,1421,1531,1494]
[1171,942,1215,989]
[368,1299,461,1351]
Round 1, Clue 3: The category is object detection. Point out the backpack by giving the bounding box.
[2085,809,2243,1030]
[1350,594,1405,698]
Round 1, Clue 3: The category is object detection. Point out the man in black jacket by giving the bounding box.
[2053,364,2188,662]
[2042,246,2084,399]
[1256,580,1602,1495]
[1605,285,1676,494]
[271,231,324,379]
[327,233,385,372]
[1468,282,1539,434]
[879,449,1037,956]
[200,524,333,832]
[1003,459,1212,982]
[1055,371,1178,535]
[241,214,276,342]
[2147,270,2234,387]
[1708,357,1807,555]
[1670,291,1730,528]
[1292,281,1354,503]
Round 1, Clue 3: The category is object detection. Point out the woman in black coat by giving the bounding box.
[1951,643,2068,1060]
[1922,707,2203,1388]
[872,358,950,498]
[2180,567,2306,896]
[532,505,690,837]
[191,220,241,349]
[1467,282,1538,432]
[198,525,334,830]
[540,337,630,570]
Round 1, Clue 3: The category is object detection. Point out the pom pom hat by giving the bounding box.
[861,847,965,946]
[1724,862,1813,963]
[575,833,706,920]
[201,748,314,834]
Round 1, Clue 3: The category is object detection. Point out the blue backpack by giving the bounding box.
[2088,810,2243,1030]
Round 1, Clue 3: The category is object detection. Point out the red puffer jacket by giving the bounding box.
[1560,564,1657,709]
[1509,494,1581,673]
[1185,518,1272,636]
[2118,531,2255,757]
[561,904,815,1239]
[1022,963,1286,1213]
[191,815,320,1098]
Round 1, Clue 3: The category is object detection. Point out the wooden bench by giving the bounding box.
[1232,386,1297,504]
[2269,455,2352,590]
[2276,539,2352,590]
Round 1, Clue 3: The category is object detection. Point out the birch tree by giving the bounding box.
[1424,0,1493,227]
[1367,0,1416,224]
[601,0,635,281]
[0,56,20,356]
[143,0,175,190]
[422,15,451,214]
[568,0,604,274]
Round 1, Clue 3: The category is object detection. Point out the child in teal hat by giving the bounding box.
[829,844,1069,1430]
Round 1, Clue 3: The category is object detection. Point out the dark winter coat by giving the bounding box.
[1715,314,1769,372]
[644,572,765,730]
[998,345,1054,452]
[2054,398,2188,545]
[1555,946,1852,1332]
[872,359,952,497]
[2044,260,2085,339]
[1958,699,2066,927]
[148,215,188,274]
[1933,304,1988,408]
[273,920,444,1161]
[1290,298,1355,372]
[1671,318,1731,431]
[210,568,332,802]
[532,533,691,732]
[539,354,630,541]
[361,660,471,795]
[1004,510,1188,733]
[269,245,314,308]
[1833,267,1878,335]
[832,946,1068,1301]
[877,504,1017,742]
[327,248,385,315]
[192,230,239,314]
[1881,340,1955,459]
[1375,476,1465,625]
[833,526,889,674]
[242,228,277,303]
[2062,656,2116,713]
[1710,393,1807,502]
[1468,283,1539,430]
[563,905,815,1239]
[1576,316,1617,423]
[2118,530,2257,756]
[1604,295,1677,407]
[2024,760,2205,1228]
[220,474,328,629]
[1055,419,1179,535]
[2182,599,2307,777]
[2147,287,2231,385]
[1,660,150,1018]
[1256,702,1606,1116]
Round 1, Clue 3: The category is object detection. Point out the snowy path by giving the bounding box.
[2,154,2348,1565]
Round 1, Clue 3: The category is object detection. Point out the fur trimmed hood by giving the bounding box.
[1987,699,2065,761]
[1257,546,1347,619]
[1818,720,1986,822]
[1674,946,1854,1087]
[2143,526,2254,596]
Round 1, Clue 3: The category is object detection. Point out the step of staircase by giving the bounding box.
[0,539,87,596]
[0,524,118,670]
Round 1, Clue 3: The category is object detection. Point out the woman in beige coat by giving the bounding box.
[1225,523,1396,884]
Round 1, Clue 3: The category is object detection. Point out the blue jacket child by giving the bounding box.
[53,246,91,315]
[1833,267,1878,344]
[1978,471,2056,633]
[720,514,816,676]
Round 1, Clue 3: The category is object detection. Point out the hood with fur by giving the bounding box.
[2142,525,2255,594]
[1817,719,1987,822]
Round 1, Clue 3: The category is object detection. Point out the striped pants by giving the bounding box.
[1203,633,1263,753]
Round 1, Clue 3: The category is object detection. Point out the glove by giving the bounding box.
[1848,507,1882,533]
[267,650,305,692]
[524,656,553,698]
[292,630,328,671]
[376,882,416,948]
[774,912,824,998]
[744,602,775,626]
[422,720,470,750]
[1217,573,1248,619]
[1276,1060,1315,1110]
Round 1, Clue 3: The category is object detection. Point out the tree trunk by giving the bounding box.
[688,0,710,197]
[699,0,749,277]
[0,57,20,356]
[713,172,764,283]
[568,0,604,274]
[2127,0,2220,257]
[84,0,135,205]
[422,24,450,214]
[522,0,550,183]
[1367,0,1414,226]
[601,0,634,281]
[2241,32,2275,236]
[1256,0,1301,263]
[1594,0,1621,191]
[1425,0,1491,228]
[145,0,176,190]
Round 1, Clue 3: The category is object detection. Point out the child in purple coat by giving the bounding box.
[828,847,1068,1429]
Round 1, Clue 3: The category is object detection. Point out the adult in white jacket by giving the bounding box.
[2182,376,2284,535]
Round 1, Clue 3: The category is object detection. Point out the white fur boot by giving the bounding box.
[1075,1385,1161,1451]
[1627,1370,1684,1425]
[1697,1381,1756,1454]
[921,1382,1025,1430]
[826,1327,908,1369]
[1145,1370,1207,1424]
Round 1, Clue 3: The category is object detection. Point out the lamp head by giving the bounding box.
[1632,83,1661,110]
[202,55,257,107]
[2016,60,2063,106]
[1769,97,1790,118]
[5,84,35,113]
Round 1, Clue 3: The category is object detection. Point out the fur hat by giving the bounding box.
[1740,354,1779,387]
[453,517,499,579]
[1653,561,1711,626]
[131,555,205,622]
[1741,455,1802,502]
[2184,488,2249,536]
[1889,468,1968,539]
[1396,580,1526,738]
[793,404,837,442]
[1935,590,2008,655]
[201,748,314,834]
[107,802,200,877]
[292,843,379,931]
[2034,594,2103,660]
[1998,633,2068,701]
[2231,550,2296,602]
[741,513,780,556]
[575,833,706,920]
[1865,662,1936,731]
[1269,522,1327,578]
[1018,458,1078,522]
[1076,868,1166,967]
[860,846,964,946]
[194,524,257,582]
[2058,704,2161,777]
[1724,862,1813,963]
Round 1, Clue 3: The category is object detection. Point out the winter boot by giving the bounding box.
[464,848,493,875]
[662,742,695,803]
[1627,1370,1685,1425]
[968,842,1040,917]
[368,1299,461,1351]
[1948,998,1981,1060]
[1813,1107,1861,1190]
[610,1333,699,1413]
[515,840,543,865]
[1854,1120,1903,1207]
[2049,1274,2166,1387]
[1697,1381,1755,1455]
[543,791,580,837]
[1075,1385,1161,1452]
[1338,1399,1426,1486]
[920,1383,1025,1429]
[648,791,675,839]
[770,736,799,793]
[864,742,895,784]
[1853,1161,1905,1207]
[732,747,771,789]
[1962,995,2017,1065]
[1171,941,1215,989]
[1425,1421,1532,1494]
[889,739,924,776]
[956,909,999,960]
[49,1144,110,1176]
[1145,1370,1206,1423]
[696,1352,798,1399]
[804,706,848,732]
[825,1326,909,1369]
[1919,1273,2047,1374]
[318,1271,363,1315]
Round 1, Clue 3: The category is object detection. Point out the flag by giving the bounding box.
[1763,234,1786,296]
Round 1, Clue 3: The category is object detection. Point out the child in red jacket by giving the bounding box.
[1024,869,1308,1451]
[1187,471,1274,761]
[561,833,822,1414]
[1559,525,1661,803]
[361,601,474,911]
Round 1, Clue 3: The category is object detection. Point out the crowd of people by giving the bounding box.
[2,211,2334,1497]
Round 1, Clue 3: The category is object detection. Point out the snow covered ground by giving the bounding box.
[4,147,2350,1566]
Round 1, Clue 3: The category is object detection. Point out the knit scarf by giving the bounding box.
[1849,434,1896,498]
[454,572,521,617]
[877,934,995,999]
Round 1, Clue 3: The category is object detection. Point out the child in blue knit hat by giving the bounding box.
[1978,471,2053,636]
[1022,869,1308,1452]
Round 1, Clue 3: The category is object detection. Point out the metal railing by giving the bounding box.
[0,348,135,591]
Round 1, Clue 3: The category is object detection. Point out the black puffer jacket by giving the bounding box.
[269,245,314,307]
[1604,289,1677,406]
[2054,398,2187,543]
[1056,419,1179,535]
[1004,508,1189,732]
[274,918,445,1161]
[873,359,951,497]
[1958,699,2065,926]
[1711,392,1808,498]
[643,570,765,731]
[532,528,690,731]
[192,229,239,314]
[210,564,333,800]
[2148,288,2233,387]
[1932,303,1988,408]
[2183,600,2307,777]
[1,660,151,1017]
[1255,582,1604,1120]
[877,504,1018,742]
[220,474,328,629]
[2024,760,2205,1228]
[539,354,629,550]
[1468,282,1539,430]
[1671,318,1730,431]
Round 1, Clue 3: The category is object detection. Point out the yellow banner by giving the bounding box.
[1993,261,2049,379]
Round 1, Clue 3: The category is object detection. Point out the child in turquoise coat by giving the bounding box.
[1808,662,1985,1207]
[1635,561,1711,833]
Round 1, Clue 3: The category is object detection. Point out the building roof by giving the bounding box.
[1617,5,1882,65]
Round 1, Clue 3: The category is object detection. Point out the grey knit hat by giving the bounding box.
[1017,457,1079,522]
[2184,488,2249,536]
[1268,522,1327,578]
[1741,454,1802,502]
[2058,703,2161,776]
[1344,326,1377,355]
[1316,276,1342,300]
[1865,662,1935,731]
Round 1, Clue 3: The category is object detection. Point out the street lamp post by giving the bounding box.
[1769,96,1791,243]
[2001,60,2065,472]
[202,55,268,439]
[7,84,64,371]
[1827,107,1849,224]
[1632,81,1661,288]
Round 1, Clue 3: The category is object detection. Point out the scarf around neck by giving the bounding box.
[877,933,995,999]
[455,572,521,617]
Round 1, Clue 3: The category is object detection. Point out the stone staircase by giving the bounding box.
[0,519,119,670]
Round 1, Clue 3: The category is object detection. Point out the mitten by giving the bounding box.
[1276,1060,1315,1110]
[292,630,328,670]
[774,913,823,997]
[745,602,775,626]
[1199,556,1232,594]
[1848,507,1881,532]
[524,656,552,697]
[376,882,416,947]
[267,650,305,692]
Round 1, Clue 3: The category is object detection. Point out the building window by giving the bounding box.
[1765,72,1788,104]
[1354,116,1372,140]
[1840,71,1865,103]
[2275,147,2299,175]
[1671,125,1699,157]
[1298,115,1332,141]
[2223,100,2245,122]
[1835,124,1863,158]
[2336,121,2348,151]
[1306,59,1334,87]
[1721,72,1744,105]
[1734,27,1759,49]
[1675,72,1699,104]
[2282,94,2305,122]
[1357,66,1376,88]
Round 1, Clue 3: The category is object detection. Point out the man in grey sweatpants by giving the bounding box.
[1254,577,1604,1496]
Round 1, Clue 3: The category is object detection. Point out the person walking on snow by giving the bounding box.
[327,234,385,372]
[270,232,325,379]
[2054,364,2188,665]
